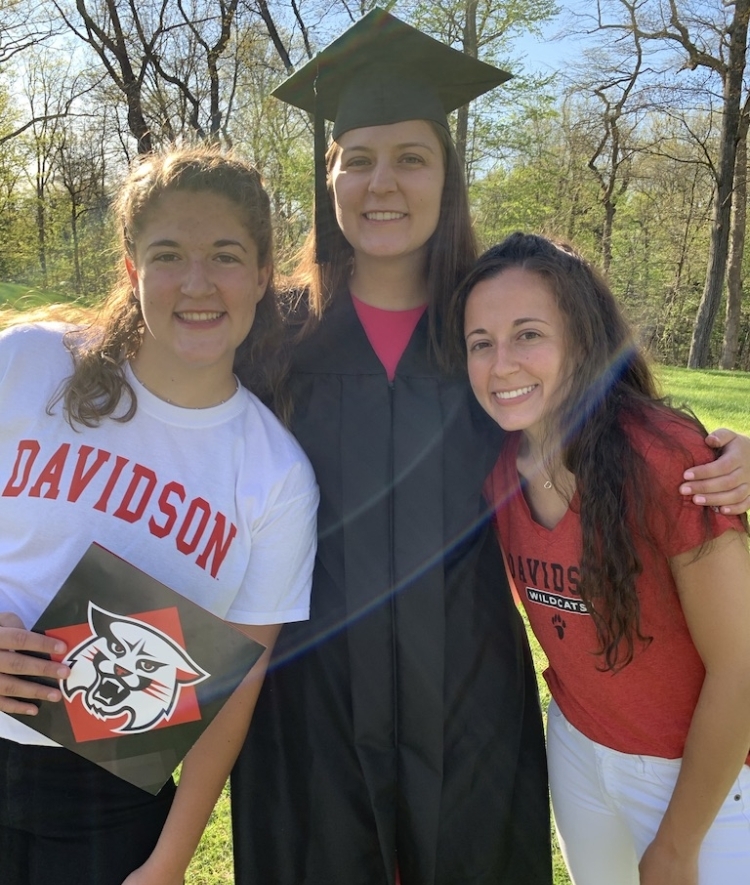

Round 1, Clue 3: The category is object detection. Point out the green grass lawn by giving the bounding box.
[112,364,748,881]
[0,283,100,328]
[0,282,65,310]
[657,364,750,436]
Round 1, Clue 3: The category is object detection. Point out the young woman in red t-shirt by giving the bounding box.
[452,232,750,885]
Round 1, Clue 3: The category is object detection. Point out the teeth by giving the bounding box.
[177,311,223,321]
[365,211,405,221]
[494,385,536,400]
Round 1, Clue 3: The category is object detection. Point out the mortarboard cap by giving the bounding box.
[272,7,512,261]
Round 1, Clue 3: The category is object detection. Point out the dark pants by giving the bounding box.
[0,737,176,885]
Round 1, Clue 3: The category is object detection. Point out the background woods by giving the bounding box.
[1,0,749,370]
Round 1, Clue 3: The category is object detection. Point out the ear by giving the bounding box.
[88,602,117,642]
[255,263,272,303]
[125,254,139,296]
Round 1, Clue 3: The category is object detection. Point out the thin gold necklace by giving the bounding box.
[528,446,553,490]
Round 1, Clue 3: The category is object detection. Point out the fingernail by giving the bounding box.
[684,471,695,480]
[55,666,69,678]
[47,689,61,701]
[52,641,66,655]
[694,495,706,504]
[680,485,692,495]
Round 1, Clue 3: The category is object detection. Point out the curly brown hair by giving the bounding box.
[52,144,283,427]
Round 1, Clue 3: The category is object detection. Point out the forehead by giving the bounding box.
[136,190,253,239]
[336,118,442,151]
[465,267,561,324]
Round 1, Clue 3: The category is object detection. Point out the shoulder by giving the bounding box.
[237,388,318,497]
[0,322,76,377]
[623,405,711,476]
[0,320,72,348]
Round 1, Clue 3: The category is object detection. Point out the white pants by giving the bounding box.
[547,699,750,885]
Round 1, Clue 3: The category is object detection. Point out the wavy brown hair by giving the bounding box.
[450,232,723,672]
[50,145,283,427]
[291,121,477,370]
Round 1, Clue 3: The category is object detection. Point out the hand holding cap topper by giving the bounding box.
[271,7,512,262]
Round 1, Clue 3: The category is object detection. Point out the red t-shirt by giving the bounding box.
[352,294,427,381]
[486,411,746,759]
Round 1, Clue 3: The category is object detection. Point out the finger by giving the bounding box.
[0,696,43,716]
[0,649,70,681]
[682,463,742,488]
[0,672,64,707]
[0,626,66,657]
[0,612,25,630]
[704,427,736,448]
[684,486,749,512]
[716,498,750,516]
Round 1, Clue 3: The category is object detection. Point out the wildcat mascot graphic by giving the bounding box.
[62,602,209,734]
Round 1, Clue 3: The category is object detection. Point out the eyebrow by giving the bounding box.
[145,238,248,252]
[465,317,552,338]
[341,141,438,154]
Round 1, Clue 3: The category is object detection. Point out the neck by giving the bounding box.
[517,431,575,498]
[350,251,429,310]
[131,352,237,409]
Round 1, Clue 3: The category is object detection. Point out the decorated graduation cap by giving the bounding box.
[272,7,512,261]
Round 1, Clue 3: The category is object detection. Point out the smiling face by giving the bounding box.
[464,267,570,441]
[330,119,445,265]
[126,190,270,400]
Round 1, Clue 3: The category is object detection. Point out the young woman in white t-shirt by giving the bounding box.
[0,146,318,885]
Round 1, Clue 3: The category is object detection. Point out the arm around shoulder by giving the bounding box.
[680,428,750,515]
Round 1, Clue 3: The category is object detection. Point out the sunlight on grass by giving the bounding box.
[656,365,750,436]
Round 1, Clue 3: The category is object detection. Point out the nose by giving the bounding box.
[368,159,397,194]
[491,342,520,377]
[181,259,216,298]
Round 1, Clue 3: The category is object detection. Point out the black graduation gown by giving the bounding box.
[231,295,551,885]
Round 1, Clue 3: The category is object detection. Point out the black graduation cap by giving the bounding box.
[272,7,512,261]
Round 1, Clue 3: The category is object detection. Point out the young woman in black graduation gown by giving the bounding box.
[232,10,750,885]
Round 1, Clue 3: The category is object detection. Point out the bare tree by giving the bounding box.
[53,0,157,152]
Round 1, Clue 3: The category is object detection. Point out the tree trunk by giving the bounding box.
[688,0,750,367]
[720,108,749,369]
[35,169,46,286]
[456,0,478,176]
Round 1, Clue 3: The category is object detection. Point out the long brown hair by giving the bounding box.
[291,121,477,369]
[451,232,721,671]
[53,145,282,427]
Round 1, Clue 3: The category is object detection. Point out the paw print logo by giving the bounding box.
[552,614,566,639]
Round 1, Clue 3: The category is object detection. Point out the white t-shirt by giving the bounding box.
[0,323,318,744]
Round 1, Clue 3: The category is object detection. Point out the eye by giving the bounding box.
[518,329,542,341]
[153,252,180,263]
[468,339,491,353]
[344,155,371,168]
[109,640,125,657]
[215,252,241,264]
[137,659,165,674]
[400,153,425,165]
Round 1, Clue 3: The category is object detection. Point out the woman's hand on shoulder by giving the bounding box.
[0,612,69,714]
[680,428,750,515]
[639,838,698,885]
